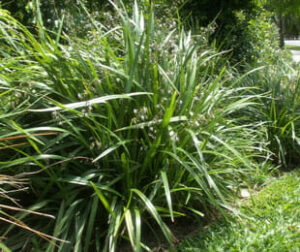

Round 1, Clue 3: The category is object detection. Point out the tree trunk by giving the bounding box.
[279,12,285,49]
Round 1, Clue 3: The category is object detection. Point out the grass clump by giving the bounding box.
[0,4,266,251]
[0,1,299,251]
[244,63,300,168]
[179,171,300,252]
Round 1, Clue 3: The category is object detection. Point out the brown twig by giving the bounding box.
[0,204,55,219]
[0,216,69,245]
[0,142,27,150]
[0,132,59,141]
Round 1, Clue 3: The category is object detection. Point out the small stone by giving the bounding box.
[240,189,250,198]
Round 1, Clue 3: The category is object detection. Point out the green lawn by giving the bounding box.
[286,45,300,51]
[179,171,300,252]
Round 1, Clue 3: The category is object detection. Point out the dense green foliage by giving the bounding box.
[175,0,286,64]
[0,0,108,36]
[178,0,255,25]
[1,0,293,61]
[0,1,299,251]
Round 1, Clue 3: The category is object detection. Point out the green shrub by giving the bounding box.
[218,7,282,66]
[176,0,284,66]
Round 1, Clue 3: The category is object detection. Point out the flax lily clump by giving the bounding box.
[0,2,277,251]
